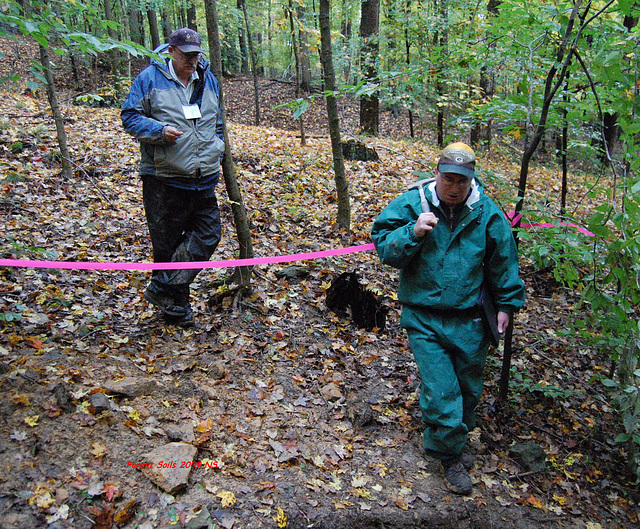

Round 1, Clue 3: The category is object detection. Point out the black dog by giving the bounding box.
[326,272,388,331]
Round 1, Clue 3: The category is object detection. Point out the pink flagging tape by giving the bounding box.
[0,212,595,272]
[0,243,377,271]
[507,212,596,237]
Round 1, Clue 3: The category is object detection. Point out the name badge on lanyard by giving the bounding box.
[182,104,202,120]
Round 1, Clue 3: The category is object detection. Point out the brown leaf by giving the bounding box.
[113,499,139,527]
[90,504,114,529]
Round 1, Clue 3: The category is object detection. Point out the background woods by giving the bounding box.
[0,0,640,527]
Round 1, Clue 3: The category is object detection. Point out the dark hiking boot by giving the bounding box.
[164,303,194,328]
[460,450,475,470]
[442,459,472,495]
[143,287,188,318]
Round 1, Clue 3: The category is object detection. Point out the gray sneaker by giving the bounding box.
[442,459,472,495]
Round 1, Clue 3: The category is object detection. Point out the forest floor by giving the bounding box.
[0,40,638,529]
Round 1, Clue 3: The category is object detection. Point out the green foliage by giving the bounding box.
[3,172,25,182]
[0,0,152,90]
[551,176,640,482]
[74,79,131,108]
[517,211,594,289]
[275,97,311,120]
[509,365,577,401]
[0,303,25,323]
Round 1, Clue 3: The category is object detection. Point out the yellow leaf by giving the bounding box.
[351,488,372,499]
[373,464,387,477]
[196,417,214,433]
[127,409,142,421]
[91,441,108,459]
[24,415,39,427]
[216,490,236,508]
[12,394,31,405]
[508,128,522,139]
[273,506,287,528]
[553,494,567,505]
[29,486,55,510]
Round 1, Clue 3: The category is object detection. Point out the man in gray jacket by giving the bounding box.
[122,28,225,327]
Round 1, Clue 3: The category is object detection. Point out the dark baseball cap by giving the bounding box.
[437,142,476,179]
[169,28,203,54]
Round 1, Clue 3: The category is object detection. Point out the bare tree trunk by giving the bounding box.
[204,0,254,286]
[103,0,119,76]
[237,0,250,74]
[289,0,306,145]
[187,1,197,31]
[162,7,172,41]
[404,0,414,137]
[147,9,161,50]
[239,0,260,125]
[433,0,448,147]
[118,0,132,78]
[128,5,145,46]
[501,0,589,401]
[561,77,569,216]
[359,0,380,135]
[39,45,72,179]
[470,0,500,150]
[319,0,350,231]
[297,3,312,91]
[514,0,584,218]
[340,0,352,82]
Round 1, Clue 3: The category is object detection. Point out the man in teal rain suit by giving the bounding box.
[371,142,525,494]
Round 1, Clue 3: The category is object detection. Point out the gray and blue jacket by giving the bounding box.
[121,44,225,184]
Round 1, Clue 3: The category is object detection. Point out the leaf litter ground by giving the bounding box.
[0,74,638,529]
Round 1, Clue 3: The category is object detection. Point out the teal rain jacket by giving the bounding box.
[371,178,525,314]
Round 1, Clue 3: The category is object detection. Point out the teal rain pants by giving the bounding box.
[401,306,490,461]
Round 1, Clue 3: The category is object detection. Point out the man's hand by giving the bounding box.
[413,213,439,238]
[497,311,510,334]
[163,126,184,143]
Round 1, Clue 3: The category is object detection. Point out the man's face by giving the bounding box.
[168,46,200,79]
[435,170,472,206]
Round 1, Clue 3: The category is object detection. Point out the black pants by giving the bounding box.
[142,175,221,303]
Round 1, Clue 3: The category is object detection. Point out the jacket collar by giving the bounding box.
[411,177,482,209]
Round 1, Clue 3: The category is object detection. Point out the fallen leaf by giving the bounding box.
[91,441,108,459]
[103,482,120,502]
[113,499,138,526]
[217,490,237,508]
[11,393,31,405]
[196,417,214,433]
[273,506,287,528]
[24,415,39,427]
[89,504,114,529]
[29,486,55,510]
[525,494,546,510]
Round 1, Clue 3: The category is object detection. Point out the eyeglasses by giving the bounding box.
[174,48,202,63]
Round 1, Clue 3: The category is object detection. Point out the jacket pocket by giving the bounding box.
[154,130,195,176]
